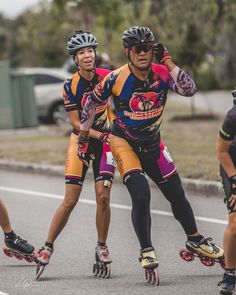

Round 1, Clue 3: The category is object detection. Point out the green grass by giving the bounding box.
[0,101,224,181]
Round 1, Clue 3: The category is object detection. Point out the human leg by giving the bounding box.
[95,181,111,245]
[110,135,158,273]
[0,198,12,233]
[0,199,34,261]
[36,133,87,271]
[143,141,223,261]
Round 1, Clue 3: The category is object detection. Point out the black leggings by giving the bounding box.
[125,171,197,249]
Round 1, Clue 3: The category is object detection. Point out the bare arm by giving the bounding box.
[216,135,236,177]
[164,59,197,97]
[67,109,102,139]
[79,94,98,137]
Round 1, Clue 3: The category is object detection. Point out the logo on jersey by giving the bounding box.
[81,92,106,114]
[124,92,163,120]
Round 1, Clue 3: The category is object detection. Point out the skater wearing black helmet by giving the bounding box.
[78,25,224,285]
[35,30,115,279]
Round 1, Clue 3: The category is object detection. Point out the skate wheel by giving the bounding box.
[145,268,159,286]
[200,256,215,267]
[36,264,45,280]
[14,253,23,260]
[152,268,160,286]
[101,267,106,278]
[97,264,103,277]
[24,256,34,263]
[3,247,14,257]
[145,269,151,283]
[104,264,111,279]
[179,249,194,262]
[93,263,98,276]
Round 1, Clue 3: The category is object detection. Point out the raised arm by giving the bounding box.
[154,43,197,96]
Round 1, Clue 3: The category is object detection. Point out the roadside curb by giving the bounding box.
[0,159,224,197]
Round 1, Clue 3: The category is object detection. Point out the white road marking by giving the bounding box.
[0,186,227,225]
[0,291,9,295]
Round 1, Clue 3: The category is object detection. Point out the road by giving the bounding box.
[0,170,228,295]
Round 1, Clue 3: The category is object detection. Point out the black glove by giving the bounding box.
[154,43,172,64]
[99,132,110,145]
[78,134,94,166]
[229,175,236,195]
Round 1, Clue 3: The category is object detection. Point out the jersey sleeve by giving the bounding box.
[93,71,117,103]
[219,107,236,141]
[63,79,79,112]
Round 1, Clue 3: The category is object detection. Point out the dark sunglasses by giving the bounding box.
[130,44,153,54]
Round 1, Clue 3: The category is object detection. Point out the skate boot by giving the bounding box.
[93,244,112,279]
[3,235,35,263]
[35,246,53,279]
[180,237,225,269]
[218,273,236,295]
[139,247,159,286]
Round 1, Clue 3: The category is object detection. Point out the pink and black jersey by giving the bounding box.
[63,68,111,132]
[91,63,197,145]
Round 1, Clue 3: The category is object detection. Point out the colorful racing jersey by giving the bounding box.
[63,68,111,132]
[219,105,236,149]
[90,63,197,145]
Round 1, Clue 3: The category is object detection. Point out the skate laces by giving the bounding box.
[13,236,30,250]
[203,237,219,253]
[37,246,53,258]
[140,247,157,262]
[96,246,109,259]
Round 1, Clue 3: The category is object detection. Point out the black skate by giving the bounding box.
[93,245,112,279]
[179,237,225,269]
[3,235,36,263]
[218,273,236,295]
[139,247,159,286]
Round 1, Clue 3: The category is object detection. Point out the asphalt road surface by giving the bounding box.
[0,170,228,295]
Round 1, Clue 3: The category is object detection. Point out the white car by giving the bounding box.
[15,67,72,124]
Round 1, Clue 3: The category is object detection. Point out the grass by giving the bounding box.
[0,101,224,181]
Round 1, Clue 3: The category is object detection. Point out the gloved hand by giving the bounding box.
[78,133,94,166]
[154,43,172,64]
[229,175,236,211]
[99,132,110,145]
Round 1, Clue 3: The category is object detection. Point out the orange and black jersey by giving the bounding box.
[63,68,111,132]
[91,63,197,146]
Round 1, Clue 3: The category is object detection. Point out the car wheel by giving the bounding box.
[50,102,68,125]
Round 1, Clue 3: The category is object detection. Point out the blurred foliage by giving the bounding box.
[0,0,236,89]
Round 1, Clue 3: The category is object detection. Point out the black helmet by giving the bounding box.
[67,30,98,55]
[122,26,155,48]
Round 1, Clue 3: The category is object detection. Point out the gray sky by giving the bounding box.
[0,0,40,18]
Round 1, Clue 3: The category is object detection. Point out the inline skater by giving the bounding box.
[78,26,224,285]
[35,30,115,279]
[0,198,35,262]
[217,91,236,294]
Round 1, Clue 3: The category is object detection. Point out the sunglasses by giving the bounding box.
[130,44,153,54]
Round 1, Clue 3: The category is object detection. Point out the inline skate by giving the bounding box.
[93,244,112,279]
[35,246,53,279]
[139,247,159,286]
[3,235,35,263]
[179,237,225,269]
[218,272,236,295]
